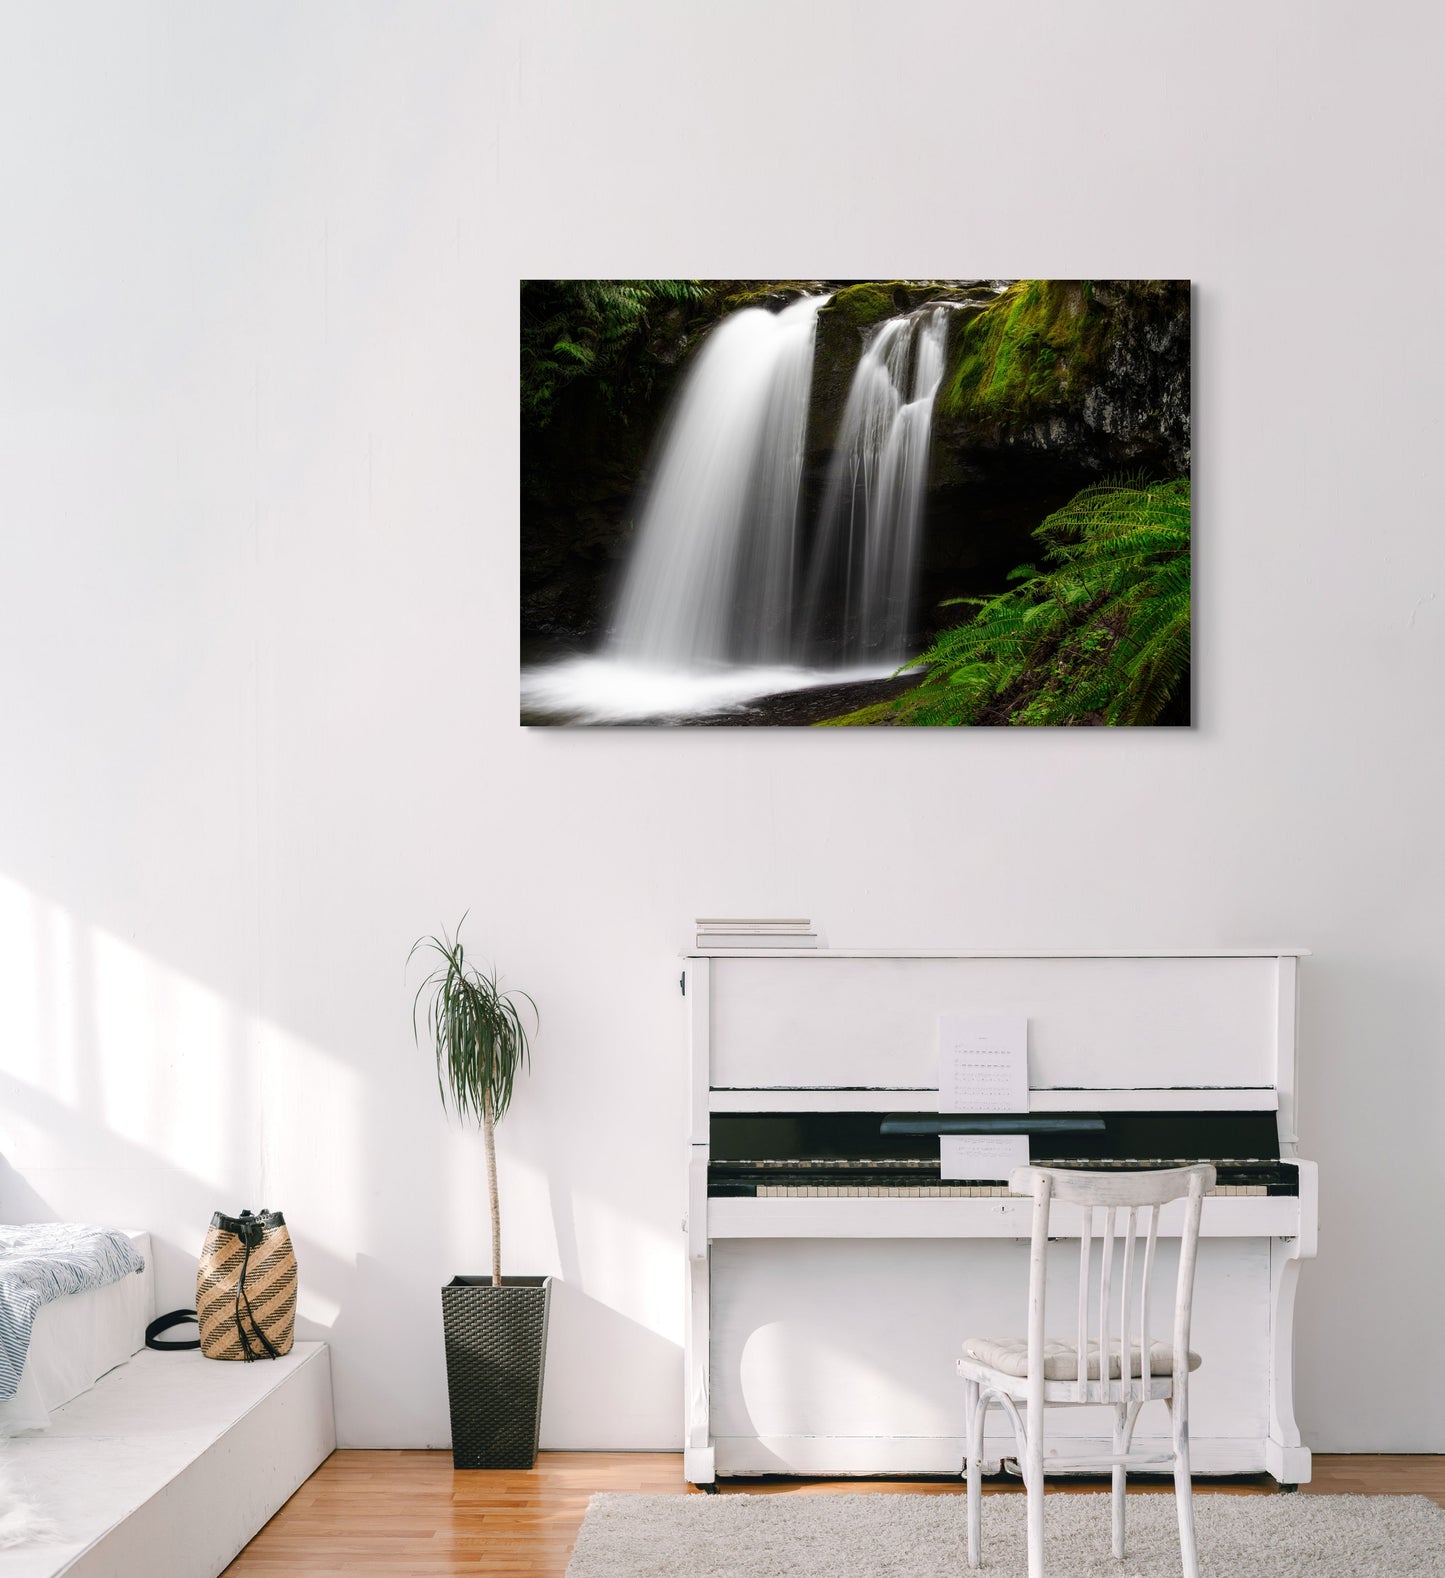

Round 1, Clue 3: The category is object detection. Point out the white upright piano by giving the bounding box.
[682,949,1316,1487]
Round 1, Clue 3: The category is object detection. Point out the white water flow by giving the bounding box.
[801,305,952,660]
[610,293,827,667]
[522,296,954,721]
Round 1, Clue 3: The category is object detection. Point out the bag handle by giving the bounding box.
[146,1309,201,1351]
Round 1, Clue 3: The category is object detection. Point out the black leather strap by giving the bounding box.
[146,1309,201,1350]
[212,1208,285,1237]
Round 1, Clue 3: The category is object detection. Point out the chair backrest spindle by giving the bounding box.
[1096,1208,1115,1403]
[1118,1207,1137,1403]
[1075,1214,1091,1404]
[1138,1204,1159,1403]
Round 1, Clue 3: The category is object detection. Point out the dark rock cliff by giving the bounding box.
[917,279,1191,630]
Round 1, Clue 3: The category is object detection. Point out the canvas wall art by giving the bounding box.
[520,280,1190,727]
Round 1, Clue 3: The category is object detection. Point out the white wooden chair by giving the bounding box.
[957,1163,1215,1578]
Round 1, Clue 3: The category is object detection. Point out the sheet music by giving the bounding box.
[938,1013,1029,1113]
[940,1133,1030,1182]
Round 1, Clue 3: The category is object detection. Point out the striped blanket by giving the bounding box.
[0,1223,145,1400]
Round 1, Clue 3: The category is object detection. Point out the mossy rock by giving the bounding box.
[720,280,829,313]
[933,280,1190,477]
[824,281,916,331]
[820,279,1005,337]
[939,280,1107,423]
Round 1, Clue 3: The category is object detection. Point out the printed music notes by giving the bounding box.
[938,1013,1029,1114]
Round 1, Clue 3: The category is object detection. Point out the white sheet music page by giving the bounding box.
[938,1013,1029,1113]
[941,1133,1031,1181]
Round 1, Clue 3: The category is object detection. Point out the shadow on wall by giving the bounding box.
[0,868,687,1449]
[539,1278,682,1448]
[0,869,262,1310]
[0,1066,348,1341]
[318,1259,684,1450]
[0,874,361,1327]
[323,1252,453,1447]
[0,1157,52,1224]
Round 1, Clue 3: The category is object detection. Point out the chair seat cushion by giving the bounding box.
[960,1336,1201,1379]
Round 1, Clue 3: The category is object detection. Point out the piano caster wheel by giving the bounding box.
[697,1482,719,1495]
[1277,1482,1299,1494]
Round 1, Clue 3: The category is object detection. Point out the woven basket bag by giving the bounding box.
[196,1209,297,1360]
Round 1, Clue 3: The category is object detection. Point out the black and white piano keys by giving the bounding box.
[681,949,1317,1488]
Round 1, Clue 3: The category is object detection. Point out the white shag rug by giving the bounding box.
[565,1491,1445,1577]
[0,1461,56,1549]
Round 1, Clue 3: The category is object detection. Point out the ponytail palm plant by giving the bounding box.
[411,921,536,1286]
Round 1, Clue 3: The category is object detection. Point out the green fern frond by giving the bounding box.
[880,477,1191,727]
[521,279,709,428]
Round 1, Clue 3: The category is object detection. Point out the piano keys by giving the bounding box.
[753,1184,1273,1197]
[682,948,1317,1489]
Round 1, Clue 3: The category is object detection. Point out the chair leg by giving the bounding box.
[1111,1402,1128,1558]
[1112,1399,1143,1559]
[964,1380,983,1569]
[1025,1397,1045,1578]
[1168,1396,1200,1578]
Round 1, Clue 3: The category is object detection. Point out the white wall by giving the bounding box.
[0,0,1441,1452]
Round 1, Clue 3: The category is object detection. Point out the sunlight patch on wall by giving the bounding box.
[0,873,366,1315]
[260,1019,365,1275]
[0,874,83,1107]
[0,872,251,1188]
[90,925,243,1185]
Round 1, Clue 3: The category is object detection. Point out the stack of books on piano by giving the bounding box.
[694,918,822,950]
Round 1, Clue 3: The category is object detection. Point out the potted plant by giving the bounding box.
[411,920,549,1470]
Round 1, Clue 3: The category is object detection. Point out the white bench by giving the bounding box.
[0,1342,334,1577]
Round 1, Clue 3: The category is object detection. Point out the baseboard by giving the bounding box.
[713,1434,1276,1478]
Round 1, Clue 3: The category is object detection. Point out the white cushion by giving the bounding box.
[961,1336,1201,1379]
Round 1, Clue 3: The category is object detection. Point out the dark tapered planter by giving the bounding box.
[440,1275,552,1470]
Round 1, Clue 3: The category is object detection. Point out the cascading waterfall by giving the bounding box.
[522,295,955,722]
[610,293,827,667]
[800,305,952,661]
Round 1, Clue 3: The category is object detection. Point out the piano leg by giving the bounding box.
[684,1156,715,1486]
[683,1250,714,1484]
[1266,1241,1311,1484]
[1266,1163,1317,1487]
[683,1446,715,1488]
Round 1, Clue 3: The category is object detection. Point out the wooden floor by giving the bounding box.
[222,1451,1445,1575]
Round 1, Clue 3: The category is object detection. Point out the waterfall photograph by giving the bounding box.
[520,280,1191,727]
